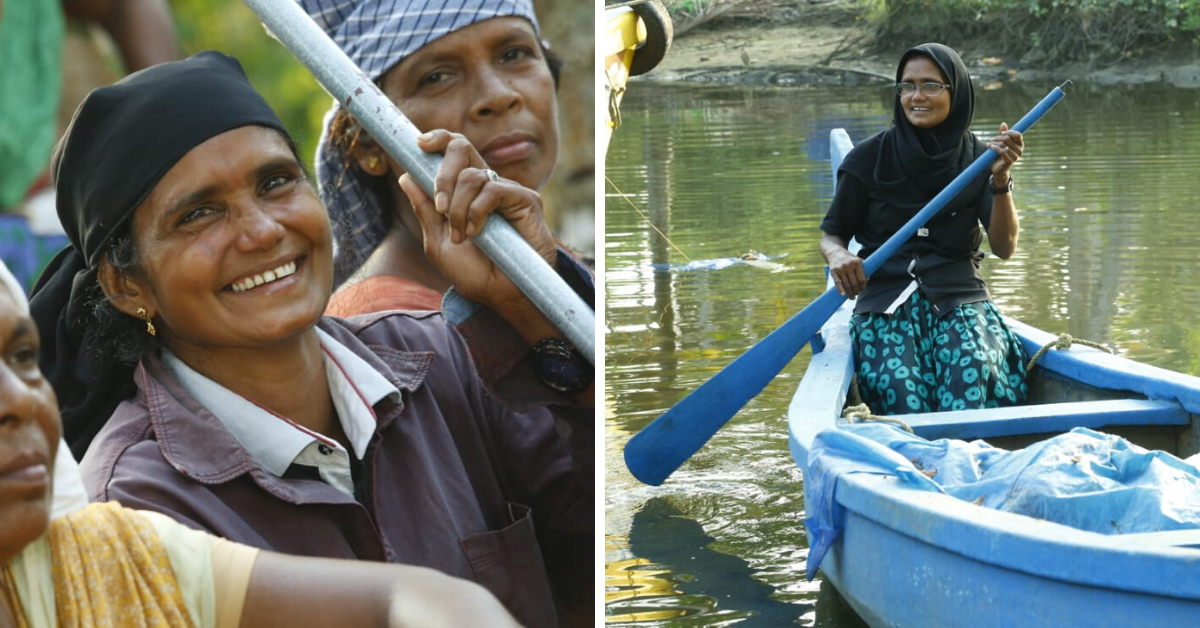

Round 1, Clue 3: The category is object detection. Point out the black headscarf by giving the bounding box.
[840,42,989,209]
[29,51,288,460]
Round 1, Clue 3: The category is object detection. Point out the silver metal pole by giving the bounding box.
[243,0,595,364]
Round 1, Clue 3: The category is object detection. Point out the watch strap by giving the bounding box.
[990,174,1014,195]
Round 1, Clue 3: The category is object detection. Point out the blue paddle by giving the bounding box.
[624,80,1072,486]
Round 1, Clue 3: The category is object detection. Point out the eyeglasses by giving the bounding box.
[895,82,952,96]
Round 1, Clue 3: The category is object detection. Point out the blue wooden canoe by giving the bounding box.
[788,129,1200,627]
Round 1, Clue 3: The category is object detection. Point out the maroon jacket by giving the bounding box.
[78,310,593,628]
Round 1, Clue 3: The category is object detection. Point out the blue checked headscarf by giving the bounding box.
[299,0,540,285]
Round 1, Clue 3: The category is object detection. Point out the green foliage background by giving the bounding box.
[171,0,329,165]
[859,0,1200,64]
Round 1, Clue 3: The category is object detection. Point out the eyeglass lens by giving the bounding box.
[896,82,948,95]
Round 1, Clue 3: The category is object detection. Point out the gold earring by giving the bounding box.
[366,155,381,172]
[136,307,156,337]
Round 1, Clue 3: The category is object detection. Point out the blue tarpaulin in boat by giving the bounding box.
[803,423,1200,578]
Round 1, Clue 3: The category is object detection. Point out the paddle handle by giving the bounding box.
[243,0,595,364]
[623,81,1071,486]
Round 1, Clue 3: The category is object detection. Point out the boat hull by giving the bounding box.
[824,501,1200,628]
[790,299,1200,627]
[789,128,1200,626]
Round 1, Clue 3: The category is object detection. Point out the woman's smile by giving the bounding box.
[228,258,302,293]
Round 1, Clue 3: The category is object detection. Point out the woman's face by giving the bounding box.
[0,279,59,564]
[378,16,559,190]
[899,55,952,129]
[120,126,334,364]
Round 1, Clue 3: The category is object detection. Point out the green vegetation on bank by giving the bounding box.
[868,0,1200,65]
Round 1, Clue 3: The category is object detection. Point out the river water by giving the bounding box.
[603,79,1200,625]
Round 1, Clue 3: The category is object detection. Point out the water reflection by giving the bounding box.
[608,498,810,626]
[605,78,1200,626]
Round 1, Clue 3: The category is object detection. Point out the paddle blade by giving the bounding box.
[624,288,848,485]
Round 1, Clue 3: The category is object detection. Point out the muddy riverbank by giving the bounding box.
[635,4,1200,88]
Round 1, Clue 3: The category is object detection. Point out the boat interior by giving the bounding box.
[841,365,1200,459]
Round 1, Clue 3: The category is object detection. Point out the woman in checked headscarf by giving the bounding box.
[29,50,591,628]
[301,0,581,308]
[819,43,1030,416]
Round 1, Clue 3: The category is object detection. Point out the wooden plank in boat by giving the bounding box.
[901,398,1190,440]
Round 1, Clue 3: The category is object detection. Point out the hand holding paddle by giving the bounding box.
[987,122,1024,174]
[623,81,1071,486]
[242,0,595,364]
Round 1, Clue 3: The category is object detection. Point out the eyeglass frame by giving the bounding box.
[895,82,952,96]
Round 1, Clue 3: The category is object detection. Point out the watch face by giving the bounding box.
[534,339,592,393]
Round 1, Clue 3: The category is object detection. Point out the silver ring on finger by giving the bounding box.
[483,168,500,182]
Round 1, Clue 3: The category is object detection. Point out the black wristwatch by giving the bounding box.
[532,338,592,394]
[990,174,1014,196]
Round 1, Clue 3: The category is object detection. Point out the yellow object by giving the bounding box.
[52,505,194,627]
[602,6,642,157]
[1,502,257,628]
[601,1,672,158]
[1,563,29,628]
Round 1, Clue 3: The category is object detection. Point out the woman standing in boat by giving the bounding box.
[818,42,1029,415]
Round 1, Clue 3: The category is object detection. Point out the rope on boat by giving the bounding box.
[842,403,914,433]
[603,176,692,262]
[1025,333,1114,373]
[605,69,623,131]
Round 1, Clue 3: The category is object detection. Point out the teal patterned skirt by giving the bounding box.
[849,291,1028,415]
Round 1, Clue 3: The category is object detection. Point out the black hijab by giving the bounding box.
[29,51,288,459]
[840,42,989,209]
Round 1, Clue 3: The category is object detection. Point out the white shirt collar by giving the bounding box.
[315,327,398,458]
[161,330,398,495]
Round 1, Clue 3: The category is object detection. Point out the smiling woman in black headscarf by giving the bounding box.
[25,50,593,628]
[818,42,1029,415]
[28,51,291,459]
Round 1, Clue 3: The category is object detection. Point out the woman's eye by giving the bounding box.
[9,345,39,373]
[419,70,449,87]
[178,206,215,226]
[500,47,533,63]
[262,173,294,193]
